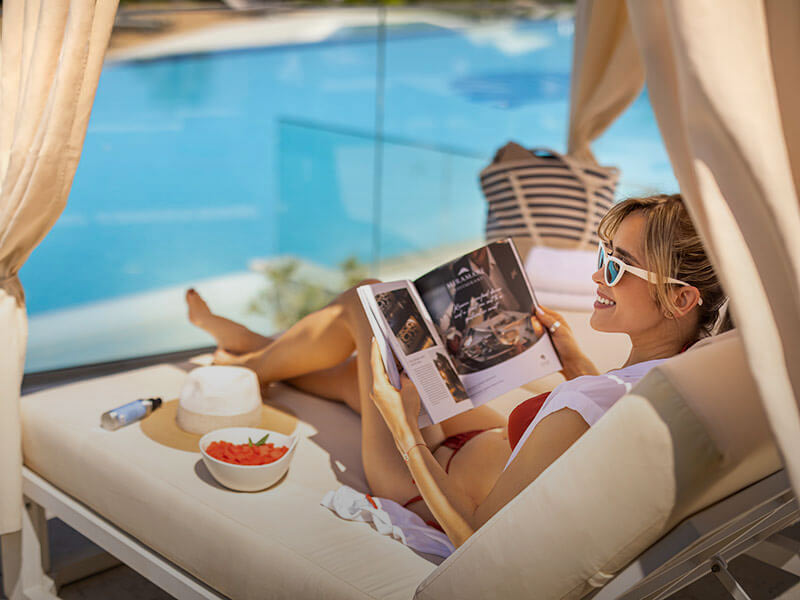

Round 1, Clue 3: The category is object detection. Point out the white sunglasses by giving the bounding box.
[597,243,703,305]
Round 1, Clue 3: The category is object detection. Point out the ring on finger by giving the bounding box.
[549,320,561,335]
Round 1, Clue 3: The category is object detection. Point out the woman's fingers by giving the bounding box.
[535,306,568,330]
[530,315,544,337]
[533,307,572,339]
[370,339,410,433]
[537,304,565,319]
[399,373,414,390]
[534,306,557,326]
[370,338,398,394]
[370,338,387,381]
[399,373,419,401]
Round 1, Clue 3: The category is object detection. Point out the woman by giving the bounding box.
[186,194,731,547]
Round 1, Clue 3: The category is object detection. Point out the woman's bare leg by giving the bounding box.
[241,281,425,502]
[186,288,272,354]
[188,288,368,417]
[195,280,503,510]
[340,287,427,501]
[187,287,364,412]
[438,404,507,438]
[285,357,361,414]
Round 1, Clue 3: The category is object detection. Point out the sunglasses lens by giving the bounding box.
[606,260,621,285]
[597,245,604,270]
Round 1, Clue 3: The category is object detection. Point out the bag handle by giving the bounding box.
[527,147,588,182]
[528,147,605,249]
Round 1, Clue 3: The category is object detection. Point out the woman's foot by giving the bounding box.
[186,287,274,356]
[186,288,213,329]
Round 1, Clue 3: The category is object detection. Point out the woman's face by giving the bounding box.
[590,212,667,336]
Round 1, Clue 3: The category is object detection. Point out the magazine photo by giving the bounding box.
[358,239,561,425]
[375,289,437,356]
[415,242,544,374]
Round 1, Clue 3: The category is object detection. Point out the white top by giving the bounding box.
[504,358,666,470]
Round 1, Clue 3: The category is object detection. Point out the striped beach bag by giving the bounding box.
[481,143,619,253]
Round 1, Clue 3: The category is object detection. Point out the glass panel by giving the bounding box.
[20,5,677,373]
[22,10,380,372]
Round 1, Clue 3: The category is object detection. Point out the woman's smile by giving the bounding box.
[594,290,617,310]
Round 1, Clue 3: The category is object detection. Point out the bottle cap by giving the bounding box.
[150,397,163,410]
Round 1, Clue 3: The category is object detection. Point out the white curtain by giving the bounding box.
[0,0,118,534]
[567,0,643,164]
[570,0,800,496]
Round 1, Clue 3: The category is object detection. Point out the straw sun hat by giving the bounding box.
[141,365,297,453]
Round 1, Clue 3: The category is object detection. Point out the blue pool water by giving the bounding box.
[20,18,676,316]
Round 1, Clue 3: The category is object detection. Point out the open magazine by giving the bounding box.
[358,239,562,426]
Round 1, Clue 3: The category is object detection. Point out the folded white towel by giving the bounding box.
[525,246,598,296]
[534,290,596,311]
[321,485,455,558]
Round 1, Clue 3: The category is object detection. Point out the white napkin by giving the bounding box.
[321,485,455,558]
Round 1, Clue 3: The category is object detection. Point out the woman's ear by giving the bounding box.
[671,286,702,317]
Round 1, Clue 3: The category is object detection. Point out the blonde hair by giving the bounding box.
[597,194,732,340]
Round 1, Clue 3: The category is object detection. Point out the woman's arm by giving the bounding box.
[368,342,475,544]
[369,341,589,547]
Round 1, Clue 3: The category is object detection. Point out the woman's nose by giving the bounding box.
[591,267,604,285]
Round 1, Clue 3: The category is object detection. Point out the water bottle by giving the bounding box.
[101,397,162,430]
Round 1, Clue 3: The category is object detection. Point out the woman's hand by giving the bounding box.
[369,339,423,446]
[531,305,599,380]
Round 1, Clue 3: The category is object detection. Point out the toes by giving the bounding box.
[186,288,207,311]
[186,288,210,327]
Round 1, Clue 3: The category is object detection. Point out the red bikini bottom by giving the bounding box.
[402,429,491,528]
[401,394,552,529]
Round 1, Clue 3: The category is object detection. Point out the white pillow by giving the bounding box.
[525,246,597,309]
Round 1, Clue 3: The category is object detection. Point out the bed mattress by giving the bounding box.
[21,364,437,600]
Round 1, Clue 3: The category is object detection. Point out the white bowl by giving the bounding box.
[199,427,298,492]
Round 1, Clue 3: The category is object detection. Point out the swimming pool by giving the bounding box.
[19,15,680,375]
[19,16,676,320]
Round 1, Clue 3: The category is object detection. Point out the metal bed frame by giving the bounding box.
[593,470,800,600]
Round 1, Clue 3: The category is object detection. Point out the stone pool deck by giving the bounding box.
[108,3,573,62]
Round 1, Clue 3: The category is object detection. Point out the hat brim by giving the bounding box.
[141,399,299,453]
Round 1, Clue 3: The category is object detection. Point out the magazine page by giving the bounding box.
[413,239,562,405]
[357,284,435,427]
[358,281,474,425]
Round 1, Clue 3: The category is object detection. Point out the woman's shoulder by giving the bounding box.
[504,358,668,471]
[604,357,668,379]
[553,357,667,396]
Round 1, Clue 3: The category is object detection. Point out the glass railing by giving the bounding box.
[21,4,676,373]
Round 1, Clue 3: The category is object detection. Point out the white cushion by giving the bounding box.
[22,366,435,600]
[415,331,780,600]
[525,246,597,294]
[22,333,772,600]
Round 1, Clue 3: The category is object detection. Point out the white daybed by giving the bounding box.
[4,311,798,600]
